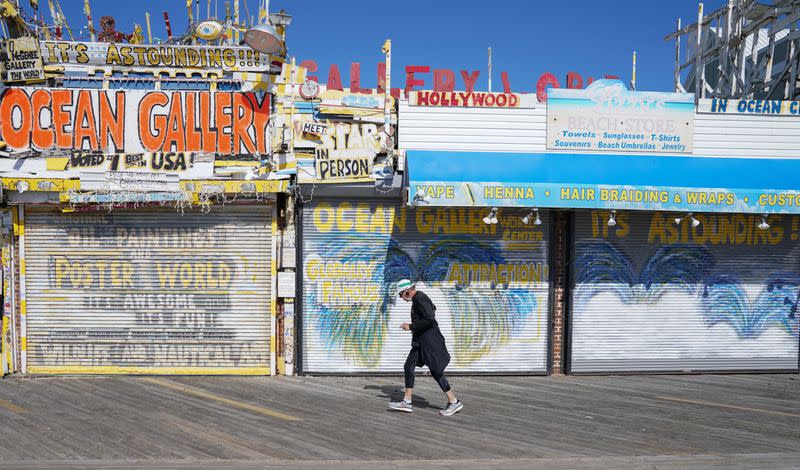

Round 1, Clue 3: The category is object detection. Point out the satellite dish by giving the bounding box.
[196,20,224,41]
[244,23,285,55]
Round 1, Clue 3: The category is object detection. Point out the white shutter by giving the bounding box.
[24,206,273,374]
[301,199,550,373]
[570,210,800,373]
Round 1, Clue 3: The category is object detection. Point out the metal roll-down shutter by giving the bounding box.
[302,199,550,374]
[24,206,273,374]
[570,210,800,373]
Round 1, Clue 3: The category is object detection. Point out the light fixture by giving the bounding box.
[244,22,285,55]
[16,181,29,193]
[411,189,430,205]
[483,207,499,225]
[521,209,541,225]
[607,210,617,227]
[675,212,701,227]
[758,214,770,230]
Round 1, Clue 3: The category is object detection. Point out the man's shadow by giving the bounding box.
[364,384,439,410]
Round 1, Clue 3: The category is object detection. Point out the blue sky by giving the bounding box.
[39,0,725,92]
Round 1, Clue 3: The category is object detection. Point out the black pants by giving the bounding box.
[404,347,451,392]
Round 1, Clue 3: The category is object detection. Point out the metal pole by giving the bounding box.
[631,51,637,90]
[488,47,492,93]
[145,12,152,43]
[674,18,681,92]
[696,3,705,100]
[383,39,392,132]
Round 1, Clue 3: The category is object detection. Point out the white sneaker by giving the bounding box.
[388,400,413,413]
[439,400,463,416]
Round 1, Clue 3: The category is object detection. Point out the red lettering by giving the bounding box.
[31,89,54,150]
[51,89,73,148]
[73,90,99,150]
[496,94,508,106]
[139,92,168,151]
[245,92,270,154]
[299,59,318,83]
[163,92,186,152]
[350,62,371,94]
[536,72,560,102]
[405,65,429,97]
[232,93,256,154]
[501,71,511,94]
[566,71,583,89]
[433,69,455,92]
[327,64,343,91]
[0,88,31,149]
[416,90,429,106]
[215,92,233,154]
[460,70,480,93]
[509,94,519,107]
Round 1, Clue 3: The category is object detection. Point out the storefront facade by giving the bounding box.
[401,82,800,375]
[0,41,289,375]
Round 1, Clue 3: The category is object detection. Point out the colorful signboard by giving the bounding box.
[40,41,277,73]
[0,38,44,82]
[546,80,695,154]
[699,98,800,116]
[407,151,800,214]
[0,88,271,156]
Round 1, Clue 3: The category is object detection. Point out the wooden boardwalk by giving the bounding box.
[0,374,798,468]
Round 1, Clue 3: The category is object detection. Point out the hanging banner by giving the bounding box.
[0,38,45,82]
[0,88,270,156]
[547,79,695,153]
[40,41,277,73]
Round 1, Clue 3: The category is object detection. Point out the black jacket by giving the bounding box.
[410,291,451,373]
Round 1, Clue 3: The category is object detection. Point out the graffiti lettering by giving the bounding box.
[52,256,134,289]
[155,261,233,289]
[647,213,784,245]
[446,262,549,286]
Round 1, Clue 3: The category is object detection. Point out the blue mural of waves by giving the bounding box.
[574,239,713,305]
[702,274,800,338]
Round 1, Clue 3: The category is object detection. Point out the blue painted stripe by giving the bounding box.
[407,151,800,191]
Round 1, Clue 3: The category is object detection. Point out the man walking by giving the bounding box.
[388,279,463,416]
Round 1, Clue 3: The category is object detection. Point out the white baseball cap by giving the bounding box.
[396,279,414,296]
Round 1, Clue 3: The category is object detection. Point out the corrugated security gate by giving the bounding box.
[24,207,273,374]
[302,199,550,373]
[570,210,800,373]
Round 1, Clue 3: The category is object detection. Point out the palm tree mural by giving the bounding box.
[307,235,541,367]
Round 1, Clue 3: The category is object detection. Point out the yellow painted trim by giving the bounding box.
[19,258,25,273]
[270,211,278,374]
[1,177,80,193]
[45,157,69,171]
[11,206,19,237]
[20,337,26,351]
[27,366,270,375]
[214,161,260,167]
[19,299,25,315]
[180,180,287,194]
[1,315,10,370]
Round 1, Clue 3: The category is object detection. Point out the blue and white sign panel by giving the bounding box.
[546,80,695,153]
[408,151,800,214]
[699,98,800,116]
